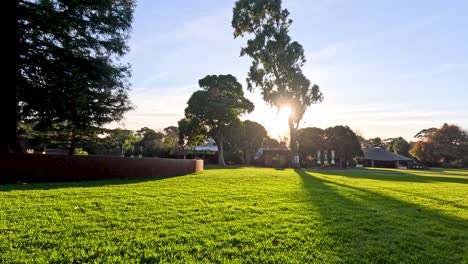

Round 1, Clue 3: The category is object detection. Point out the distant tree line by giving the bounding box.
[410,123,468,167]
[358,136,412,157]
[358,123,468,167]
[19,125,180,158]
[297,126,362,167]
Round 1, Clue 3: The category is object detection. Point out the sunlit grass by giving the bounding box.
[1,168,467,263]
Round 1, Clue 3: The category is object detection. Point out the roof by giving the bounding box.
[192,146,218,152]
[361,147,412,161]
[192,139,218,152]
[257,147,289,155]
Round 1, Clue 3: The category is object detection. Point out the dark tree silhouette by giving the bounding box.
[225,120,268,165]
[232,0,323,167]
[298,127,325,162]
[324,126,362,165]
[181,74,254,166]
[1,1,21,153]
[2,0,135,154]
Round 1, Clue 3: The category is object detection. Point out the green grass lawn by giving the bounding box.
[1,168,467,263]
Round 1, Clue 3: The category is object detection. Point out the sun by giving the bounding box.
[278,105,291,118]
[263,105,292,138]
[243,104,294,139]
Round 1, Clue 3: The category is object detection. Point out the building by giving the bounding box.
[358,147,412,168]
[257,146,290,168]
[192,139,218,152]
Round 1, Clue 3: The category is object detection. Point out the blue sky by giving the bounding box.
[117,0,468,141]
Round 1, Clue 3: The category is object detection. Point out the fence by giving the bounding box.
[0,154,203,183]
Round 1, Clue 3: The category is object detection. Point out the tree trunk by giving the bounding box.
[69,129,77,155]
[0,1,20,153]
[245,150,252,165]
[217,138,226,166]
[288,115,300,168]
[239,150,246,165]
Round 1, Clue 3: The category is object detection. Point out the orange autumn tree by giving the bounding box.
[410,123,468,166]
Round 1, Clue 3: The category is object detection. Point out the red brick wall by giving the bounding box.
[0,154,203,183]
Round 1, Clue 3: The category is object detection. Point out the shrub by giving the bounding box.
[74,148,88,156]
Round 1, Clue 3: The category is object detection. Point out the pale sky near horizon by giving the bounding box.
[113,0,468,141]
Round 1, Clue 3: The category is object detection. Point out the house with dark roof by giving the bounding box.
[358,147,413,168]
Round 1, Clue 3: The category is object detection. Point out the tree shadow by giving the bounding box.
[294,169,468,263]
[428,168,468,177]
[0,174,189,192]
[308,168,468,184]
[381,187,468,210]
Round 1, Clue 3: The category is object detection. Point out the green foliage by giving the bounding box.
[385,137,412,157]
[410,123,468,166]
[73,148,88,156]
[297,127,325,161]
[100,127,185,158]
[232,0,323,166]
[19,122,189,158]
[178,118,207,149]
[18,121,103,154]
[324,126,362,162]
[357,135,373,152]
[298,126,361,166]
[135,127,164,156]
[17,0,136,153]
[97,128,141,156]
[181,74,254,166]
[240,120,268,164]
[1,168,467,263]
[162,126,180,149]
[261,136,281,148]
[225,120,268,165]
[368,137,384,148]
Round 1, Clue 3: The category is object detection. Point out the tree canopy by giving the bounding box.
[232,0,323,167]
[225,120,268,165]
[368,137,384,148]
[410,123,468,166]
[162,126,180,150]
[298,127,325,161]
[181,74,254,166]
[3,0,136,154]
[324,126,362,164]
[384,137,412,157]
[262,136,281,149]
[298,126,361,166]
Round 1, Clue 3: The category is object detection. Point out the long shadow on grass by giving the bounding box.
[380,187,468,210]
[0,174,187,192]
[427,168,468,176]
[295,169,468,263]
[309,168,468,184]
